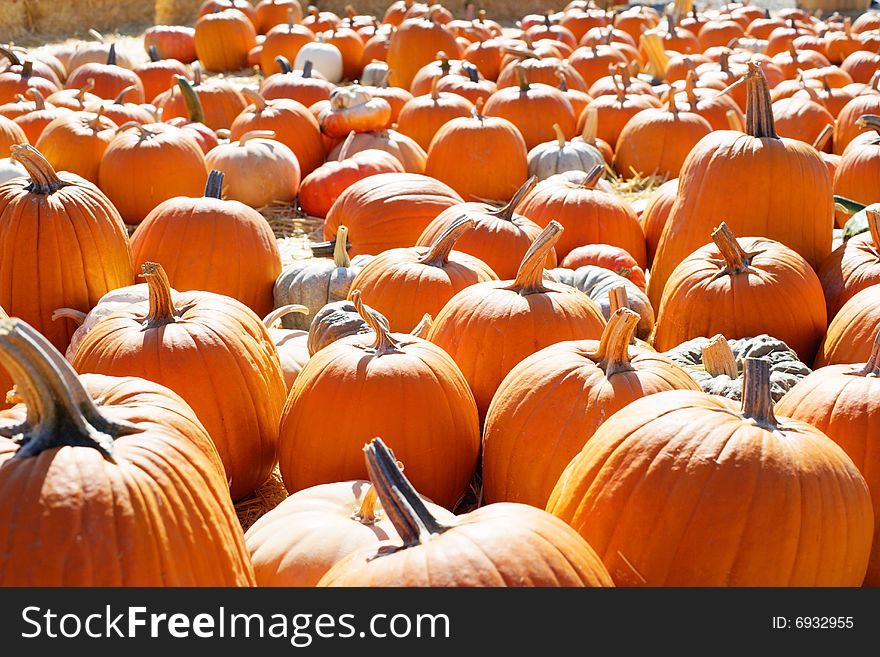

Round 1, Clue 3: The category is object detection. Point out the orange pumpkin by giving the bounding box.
[396,75,474,150]
[640,177,677,267]
[260,57,333,105]
[579,79,663,148]
[254,0,303,34]
[0,113,27,157]
[66,45,145,103]
[259,16,315,75]
[144,25,197,63]
[194,8,258,72]
[816,283,880,367]
[34,109,117,184]
[833,73,880,154]
[134,46,188,102]
[163,76,219,154]
[833,115,880,214]
[155,65,247,130]
[819,209,880,321]
[316,85,392,138]
[8,90,69,145]
[88,85,154,126]
[0,49,59,105]
[387,15,460,90]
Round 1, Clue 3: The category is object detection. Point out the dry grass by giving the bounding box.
[235,466,289,532]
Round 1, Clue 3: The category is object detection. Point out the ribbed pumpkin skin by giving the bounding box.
[194,9,258,72]
[548,389,874,586]
[0,373,255,586]
[640,178,677,268]
[0,114,27,156]
[277,334,481,509]
[130,196,282,318]
[833,133,880,210]
[349,248,498,332]
[816,285,880,367]
[483,83,577,150]
[34,111,118,184]
[515,178,647,265]
[323,173,463,256]
[482,339,701,509]
[319,502,614,587]
[0,168,134,353]
[648,131,833,307]
[387,18,460,90]
[427,281,607,417]
[157,81,247,131]
[71,290,287,502]
[653,235,828,362]
[776,365,880,586]
[819,230,880,322]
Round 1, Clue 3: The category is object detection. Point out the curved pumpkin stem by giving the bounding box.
[552,122,566,148]
[579,163,604,190]
[0,319,142,461]
[148,45,161,63]
[855,114,880,135]
[334,225,351,268]
[740,357,777,428]
[866,209,880,252]
[176,76,206,125]
[608,285,628,313]
[362,437,448,546]
[514,63,530,92]
[113,84,138,105]
[711,222,761,276]
[25,87,46,111]
[429,74,441,101]
[276,55,294,74]
[243,87,268,111]
[855,331,880,377]
[419,215,474,267]
[51,308,87,326]
[239,129,276,145]
[490,176,536,222]
[262,304,309,329]
[744,62,778,139]
[701,334,738,378]
[410,313,433,339]
[506,221,563,295]
[9,144,67,194]
[139,262,183,328]
[582,307,639,376]
[580,107,598,142]
[204,169,224,199]
[350,289,399,354]
[0,45,21,67]
[812,123,833,151]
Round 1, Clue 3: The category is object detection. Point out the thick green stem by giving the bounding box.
[176,75,206,124]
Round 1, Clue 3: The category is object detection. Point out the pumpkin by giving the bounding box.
[294,37,344,83]
[87,85,154,126]
[349,215,498,331]
[323,172,463,256]
[435,60,497,104]
[278,291,480,509]
[548,265,654,341]
[259,14,316,75]
[245,478,455,586]
[163,76,219,154]
[255,0,303,34]
[415,177,556,279]
[549,356,873,585]
[260,57,333,105]
[664,333,812,401]
[427,222,607,417]
[560,243,646,291]
[670,70,746,131]
[409,52,472,96]
[0,50,59,105]
[194,8,258,72]
[319,438,613,587]
[262,304,309,390]
[130,170,281,317]
[10,90,69,145]
[568,45,628,89]
[204,129,300,208]
[425,99,528,203]
[483,307,698,509]
[841,50,880,84]
[516,165,647,265]
[155,65,247,131]
[387,15,461,89]
[816,283,880,367]
[0,145,133,352]
[527,122,604,182]
[71,262,286,501]
[300,6,340,33]
[770,95,835,147]
[0,157,24,183]
[273,226,366,330]
[306,297,389,356]
[579,79,663,150]
[66,33,135,73]
[653,223,827,362]
[326,129,426,173]
[322,27,365,81]
[198,0,258,24]
[134,46,188,102]
[98,122,208,225]
[833,115,880,219]
[832,73,880,154]
[0,114,27,157]
[229,90,324,176]
[144,25,197,63]
[820,209,880,321]
[66,45,145,103]
[648,63,833,307]
[776,330,880,585]
[396,76,474,150]
[317,85,392,138]
[0,318,256,586]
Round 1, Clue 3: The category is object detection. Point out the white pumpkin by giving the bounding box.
[527,123,605,181]
[0,158,25,184]
[360,59,390,86]
[294,38,343,84]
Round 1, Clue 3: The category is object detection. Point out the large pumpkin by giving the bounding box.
[318,438,614,587]
[130,170,282,317]
[816,283,880,367]
[277,291,481,509]
[0,318,255,586]
[483,307,699,509]
[71,262,287,501]
[0,145,134,352]
[647,63,833,307]
[833,114,880,213]
[427,222,607,417]
[323,172,463,255]
[548,357,874,586]
[194,8,258,72]
[387,15,460,89]
[819,209,880,321]
[776,331,880,586]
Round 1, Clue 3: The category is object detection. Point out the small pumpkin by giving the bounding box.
[294,37,344,83]
[396,75,474,151]
[527,122,604,181]
[133,46,188,103]
[33,109,116,184]
[816,283,880,367]
[260,57,334,105]
[259,11,316,74]
[559,243,646,291]
[326,129,427,174]
[317,85,392,138]
[194,8,258,72]
[144,25,197,63]
[306,297,388,356]
[156,65,247,131]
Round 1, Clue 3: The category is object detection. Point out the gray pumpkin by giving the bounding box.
[307,299,390,355]
[527,124,605,182]
[547,265,654,340]
[663,334,811,402]
[273,226,372,330]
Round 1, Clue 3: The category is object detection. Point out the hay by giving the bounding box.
[260,200,324,267]
[0,0,29,40]
[606,168,666,204]
[155,0,201,26]
[15,0,153,43]
[235,466,289,532]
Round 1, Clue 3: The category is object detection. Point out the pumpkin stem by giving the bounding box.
[0,45,21,67]
[855,331,880,377]
[580,163,604,190]
[464,62,480,83]
[51,308,87,326]
[118,120,150,138]
[608,285,628,313]
[350,289,400,354]
[0,319,142,461]
[514,64,530,92]
[581,107,598,141]
[275,55,293,74]
[611,67,626,102]
[430,74,441,101]
[76,79,95,104]
[490,176,537,222]
[865,209,880,254]
[351,484,380,524]
[148,45,160,63]
[701,334,738,378]
[855,114,880,134]
[473,96,486,120]
[711,222,760,276]
[204,169,224,199]
[9,144,67,194]
[552,122,566,148]
[362,437,448,546]
[242,87,268,111]
[139,262,183,328]
[176,76,206,124]
[106,43,117,66]
[410,313,433,339]
[333,225,352,267]
[23,88,44,111]
[583,307,639,376]
[507,221,563,295]
[262,304,309,329]
[740,357,777,428]
[556,69,569,93]
[419,215,474,267]
[113,84,137,105]
[812,122,833,150]
[239,129,275,145]
[744,62,778,139]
